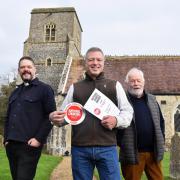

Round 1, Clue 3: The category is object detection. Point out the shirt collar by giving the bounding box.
[85,72,105,81]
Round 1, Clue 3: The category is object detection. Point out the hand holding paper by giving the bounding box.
[101,115,117,130]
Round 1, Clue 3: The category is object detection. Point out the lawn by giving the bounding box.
[0,147,62,180]
[0,147,170,180]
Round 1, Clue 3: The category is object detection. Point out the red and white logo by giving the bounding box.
[94,108,101,115]
[64,103,85,125]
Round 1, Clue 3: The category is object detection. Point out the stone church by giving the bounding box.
[23,7,180,155]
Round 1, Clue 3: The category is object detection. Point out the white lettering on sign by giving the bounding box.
[68,109,81,116]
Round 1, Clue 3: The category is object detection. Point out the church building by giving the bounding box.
[23,7,180,155]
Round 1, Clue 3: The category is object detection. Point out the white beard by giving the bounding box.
[128,88,144,98]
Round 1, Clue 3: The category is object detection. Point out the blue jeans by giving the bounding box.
[71,146,121,180]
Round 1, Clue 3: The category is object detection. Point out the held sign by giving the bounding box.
[64,103,85,125]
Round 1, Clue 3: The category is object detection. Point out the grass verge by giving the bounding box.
[0,147,62,180]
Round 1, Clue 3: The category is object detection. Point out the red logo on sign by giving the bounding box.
[66,105,83,121]
[94,108,101,115]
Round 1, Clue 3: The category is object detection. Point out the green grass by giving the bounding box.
[94,152,170,180]
[162,152,170,179]
[0,148,10,180]
[0,147,62,180]
[0,147,170,180]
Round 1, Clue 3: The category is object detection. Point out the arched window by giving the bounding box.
[45,23,56,42]
[46,58,52,66]
[174,104,180,132]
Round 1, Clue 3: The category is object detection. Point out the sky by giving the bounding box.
[0,0,180,76]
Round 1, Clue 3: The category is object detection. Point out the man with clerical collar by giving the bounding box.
[4,56,56,180]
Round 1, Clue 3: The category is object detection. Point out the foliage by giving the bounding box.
[1,81,16,97]
[0,81,16,135]
[0,147,62,180]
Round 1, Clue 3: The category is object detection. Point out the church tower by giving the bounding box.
[23,7,83,155]
[23,7,82,93]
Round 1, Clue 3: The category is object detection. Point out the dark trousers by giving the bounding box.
[5,141,42,180]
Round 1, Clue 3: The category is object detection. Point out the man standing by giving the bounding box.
[4,56,56,180]
[117,67,165,180]
[50,47,133,180]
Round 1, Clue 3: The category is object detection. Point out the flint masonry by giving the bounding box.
[23,7,180,155]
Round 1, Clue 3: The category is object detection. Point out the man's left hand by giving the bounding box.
[101,115,117,130]
[28,138,41,147]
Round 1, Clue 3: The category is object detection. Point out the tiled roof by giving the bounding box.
[63,56,180,95]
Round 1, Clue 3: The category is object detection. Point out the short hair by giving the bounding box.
[84,47,104,60]
[18,56,35,68]
[125,67,145,83]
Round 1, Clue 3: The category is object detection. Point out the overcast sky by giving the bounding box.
[0,0,180,75]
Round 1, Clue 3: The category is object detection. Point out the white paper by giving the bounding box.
[84,88,120,120]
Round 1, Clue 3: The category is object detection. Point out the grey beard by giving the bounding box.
[128,88,144,98]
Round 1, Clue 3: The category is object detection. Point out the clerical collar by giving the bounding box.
[20,78,38,87]
[24,82,30,86]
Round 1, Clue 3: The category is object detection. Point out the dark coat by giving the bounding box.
[4,78,56,144]
[117,92,165,164]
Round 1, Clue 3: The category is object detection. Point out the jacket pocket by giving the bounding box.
[23,96,41,113]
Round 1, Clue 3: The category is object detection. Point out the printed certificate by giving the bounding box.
[84,88,120,120]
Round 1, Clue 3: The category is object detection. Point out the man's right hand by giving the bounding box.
[4,141,9,146]
[49,111,66,126]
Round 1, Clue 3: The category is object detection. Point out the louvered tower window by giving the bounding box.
[45,23,56,42]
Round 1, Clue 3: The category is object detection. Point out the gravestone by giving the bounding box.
[170,132,180,179]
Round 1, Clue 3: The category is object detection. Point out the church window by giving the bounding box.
[45,23,56,42]
[161,100,166,105]
[46,58,52,66]
[174,104,180,132]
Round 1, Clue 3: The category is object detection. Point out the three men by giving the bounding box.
[3,53,165,180]
[4,56,56,180]
[117,67,165,180]
[50,47,133,180]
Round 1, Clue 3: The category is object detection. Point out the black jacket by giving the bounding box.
[4,78,56,144]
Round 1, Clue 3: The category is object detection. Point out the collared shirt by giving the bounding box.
[4,78,56,144]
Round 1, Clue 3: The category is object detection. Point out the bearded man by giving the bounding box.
[4,56,56,180]
[117,67,165,180]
